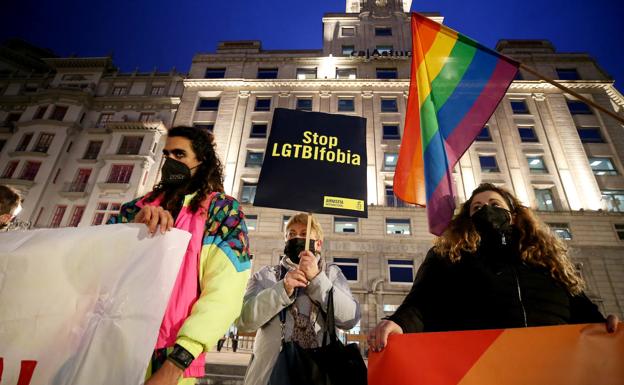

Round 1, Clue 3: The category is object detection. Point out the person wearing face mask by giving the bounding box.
[107,126,251,385]
[236,213,361,385]
[368,183,619,352]
[0,185,30,232]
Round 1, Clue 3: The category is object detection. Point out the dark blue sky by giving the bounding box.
[2,0,623,87]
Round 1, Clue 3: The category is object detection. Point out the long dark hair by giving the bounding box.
[145,126,224,213]
[434,183,584,295]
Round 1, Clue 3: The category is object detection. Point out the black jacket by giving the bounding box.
[389,246,605,333]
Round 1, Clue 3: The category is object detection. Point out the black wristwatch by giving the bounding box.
[167,344,195,370]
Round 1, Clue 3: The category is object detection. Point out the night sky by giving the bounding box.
[2,0,623,87]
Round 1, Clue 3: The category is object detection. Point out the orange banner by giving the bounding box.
[368,323,624,385]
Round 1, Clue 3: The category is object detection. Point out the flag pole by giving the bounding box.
[304,212,313,252]
[518,62,624,125]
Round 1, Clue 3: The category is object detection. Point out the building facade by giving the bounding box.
[0,40,184,228]
[1,0,623,339]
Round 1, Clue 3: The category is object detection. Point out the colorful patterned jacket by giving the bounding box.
[109,191,251,377]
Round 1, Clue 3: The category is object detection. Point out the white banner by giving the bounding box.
[0,224,191,385]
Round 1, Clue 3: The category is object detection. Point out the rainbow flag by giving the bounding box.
[394,13,519,235]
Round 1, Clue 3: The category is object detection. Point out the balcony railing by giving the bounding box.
[62,182,92,193]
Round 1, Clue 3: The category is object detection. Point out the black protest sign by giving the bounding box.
[254,108,368,218]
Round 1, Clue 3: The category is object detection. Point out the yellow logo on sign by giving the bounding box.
[323,196,365,212]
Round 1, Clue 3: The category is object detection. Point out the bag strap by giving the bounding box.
[278,265,288,342]
[321,288,338,347]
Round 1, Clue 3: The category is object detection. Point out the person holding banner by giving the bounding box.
[236,213,361,385]
[0,184,30,231]
[369,183,619,352]
[108,126,251,385]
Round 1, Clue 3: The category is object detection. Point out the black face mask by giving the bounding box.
[283,238,316,264]
[471,205,512,241]
[161,158,192,185]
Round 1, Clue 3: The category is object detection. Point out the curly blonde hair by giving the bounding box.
[433,183,584,295]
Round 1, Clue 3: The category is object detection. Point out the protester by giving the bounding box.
[236,213,360,385]
[369,183,619,351]
[0,184,29,232]
[108,126,251,385]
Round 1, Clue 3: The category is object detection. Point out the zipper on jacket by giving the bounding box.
[512,266,528,327]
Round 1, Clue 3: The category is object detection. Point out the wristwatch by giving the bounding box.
[167,344,195,370]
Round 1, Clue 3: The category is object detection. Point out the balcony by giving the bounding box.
[99,119,166,133]
[59,182,93,198]
[97,182,131,192]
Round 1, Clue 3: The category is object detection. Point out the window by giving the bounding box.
[15,133,33,151]
[388,259,414,283]
[334,217,358,233]
[602,191,624,212]
[527,156,548,173]
[615,224,624,241]
[376,68,398,79]
[68,206,85,227]
[510,100,529,114]
[381,98,398,112]
[476,126,492,141]
[204,68,226,79]
[54,97,69,116]
[255,98,271,111]
[518,126,539,142]
[245,151,264,167]
[384,152,398,171]
[112,87,127,96]
[69,168,92,192]
[241,182,257,204]
[246,214,258,231]
[338,98,355,112]
[341,26,355,37]
[342,45,355,56]
[250,123,268,138]
[375,27,392,36]
[96,113,114,128]
[385,186,408,208]
[334,258,358,281]
[479,155,499,173]
[336,68,357,79]
[535,188,555,211]
[107,165,133,184]
[548,223,573,240]
[138,112,155,122]
[2,161,19,178]
[194,123,214,132]
[283,215,291,232]
[296,98,313,111]
[577,127,603,143]
[34,105,48,119]
[50,205,67,228]
[0,139,6,153]
[197,98,220,111]
[257,68,278,79]
[376,45,393,54]
[514,71,523,81]
[3,113,21,128]
[83,141,103,160]
[556,68,580,80]
[118,136,144,155]
[296,68,317,80]
[19,161,41,181]
[386,218,411,235]
[383,304,399,313]
[33,133,54,153]
[382,124,400,140]
[150,86,165,96]
[589,157,618,176]
[92,202,121,225]
[567,100,592,115]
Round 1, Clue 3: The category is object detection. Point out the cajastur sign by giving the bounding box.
[351,49,412,59]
